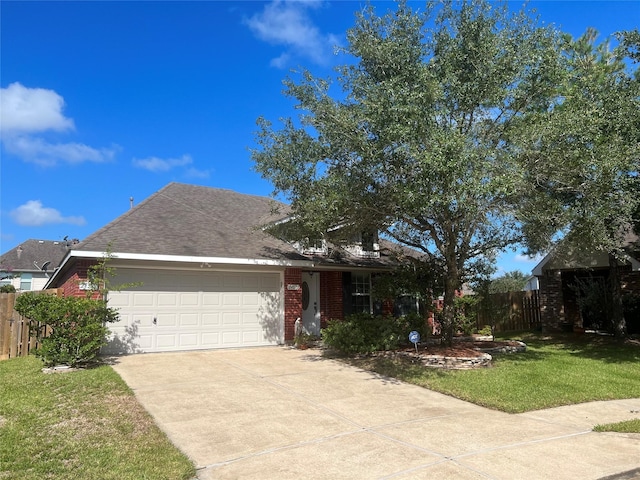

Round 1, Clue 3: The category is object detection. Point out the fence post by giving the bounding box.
[0,293,14,360]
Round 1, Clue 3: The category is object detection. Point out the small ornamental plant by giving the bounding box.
[14,292,118,367]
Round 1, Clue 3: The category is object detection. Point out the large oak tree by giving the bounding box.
[252,0,565,345]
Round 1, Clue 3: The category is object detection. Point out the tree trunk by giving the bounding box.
[608,253,627,337]
[440,261,459,347]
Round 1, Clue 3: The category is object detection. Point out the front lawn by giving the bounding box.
[0,356,195,480]
[343,333,640,413]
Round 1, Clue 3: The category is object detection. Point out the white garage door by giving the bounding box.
[105,269,282,353]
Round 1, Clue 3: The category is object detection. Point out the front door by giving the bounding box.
[301,272,320,335]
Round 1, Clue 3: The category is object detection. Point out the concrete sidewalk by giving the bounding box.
[111,347,640,480]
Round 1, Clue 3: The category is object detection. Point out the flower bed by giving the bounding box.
[377,339,526,370]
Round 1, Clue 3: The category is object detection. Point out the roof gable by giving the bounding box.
[76,183,304,260]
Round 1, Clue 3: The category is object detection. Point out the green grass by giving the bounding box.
[343,333,640,414]
[594,419,640,433]
[0,356,195,480]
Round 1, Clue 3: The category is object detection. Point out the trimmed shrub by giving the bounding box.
[14,292,119,367]
[322,313,430,354]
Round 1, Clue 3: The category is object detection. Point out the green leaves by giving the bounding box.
[253,1,616,343]
[516,27,640,257]
[14,292,119,367]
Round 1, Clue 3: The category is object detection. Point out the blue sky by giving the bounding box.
[1,0,639,277]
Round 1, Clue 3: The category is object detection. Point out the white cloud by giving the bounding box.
[10,200,86,227]
[184,167,211,179]
[3,135,117,167]
[245,0,338,67]
[133,154,193,173]
[1,82,119,166]
[514,253,544,264]
[0,82,75,134]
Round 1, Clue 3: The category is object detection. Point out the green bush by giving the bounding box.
[14,292,119,367]
[322,313,430,354]
[477,325,493,336]
[0,284,16,293]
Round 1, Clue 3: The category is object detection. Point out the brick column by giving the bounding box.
[320,271,343,328]
[539,270,564,331]
[284,268,302,341]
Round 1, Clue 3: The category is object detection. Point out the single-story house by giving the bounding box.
[0,239,74,291]
[533,232,640,333]
[46,182,418,353]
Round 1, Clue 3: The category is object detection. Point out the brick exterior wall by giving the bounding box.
[284,268,302,341]
[538,270,565,331]
[56,260,100,299]
[539,266,640,332]
[320,271,343,328]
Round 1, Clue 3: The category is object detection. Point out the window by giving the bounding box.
[351,273,371,314]
[20,273,32,291]
[296,237,327,255]
[361,231,375,252]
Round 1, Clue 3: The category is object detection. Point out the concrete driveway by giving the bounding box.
[111,347,640,480]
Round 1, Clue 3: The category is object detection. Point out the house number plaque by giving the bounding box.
[287,284,301,290]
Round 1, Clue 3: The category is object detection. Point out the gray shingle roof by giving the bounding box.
[76,183,306,260]
[1,239,70,273]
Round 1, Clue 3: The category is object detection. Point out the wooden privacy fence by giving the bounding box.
[0,289,61,360]
[477,290,541,333]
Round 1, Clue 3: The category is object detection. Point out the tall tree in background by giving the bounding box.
[516,29,640,336]
[488,270,529,294]
[252,0,563,345]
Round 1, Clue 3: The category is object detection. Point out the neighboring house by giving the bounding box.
[532,232,640,333]
[0,239,73,291]
[46,182,421,354]
[524,276,539,291]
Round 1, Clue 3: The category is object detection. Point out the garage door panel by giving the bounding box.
[222,312,240,325]
[242,312,259,326]
[156,334,177,348]
[178,333,198,347]
[180,313,199,326]
[132,293,154,307]
[222,331,240,345]
[201,332,220,346]
[134,314,155,327]
[106,269,282,353]
[202,293,220,306]
[202,313,220,325]
[157,314,177,327]
[242,331,260,343]
[181,293,199,306]
[158,293,178,306]
[109,293,130,308]
[243,293,259,306]
[223,294,241,306]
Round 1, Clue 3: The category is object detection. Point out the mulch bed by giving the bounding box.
[399,340,523,358]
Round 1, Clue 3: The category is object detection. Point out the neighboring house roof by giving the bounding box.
[0,239,71,275]
[532,231,640,275]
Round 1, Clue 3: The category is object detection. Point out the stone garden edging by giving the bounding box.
[374,340,527,370]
